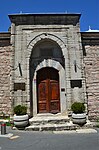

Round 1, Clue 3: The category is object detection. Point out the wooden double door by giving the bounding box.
[37,67,60,114]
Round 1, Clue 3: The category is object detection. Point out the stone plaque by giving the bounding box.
[14,83,25,91]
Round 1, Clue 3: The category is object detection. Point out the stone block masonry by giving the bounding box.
[0,45,12,116]
[84,45,99,121]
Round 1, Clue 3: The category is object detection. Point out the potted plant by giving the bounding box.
[13,105,29,128]
[71,102,86,125]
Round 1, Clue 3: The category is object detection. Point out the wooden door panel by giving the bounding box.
[38,81,48,113]
[38,82,47,100]
[38,103,47,113]
[50,81,59,99]
[37,67,60,113]
[49,81,60,113]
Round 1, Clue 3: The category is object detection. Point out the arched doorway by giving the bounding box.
[29,38,67,116]
[37,67,60,114]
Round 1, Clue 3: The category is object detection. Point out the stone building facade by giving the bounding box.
[0,13,99,121]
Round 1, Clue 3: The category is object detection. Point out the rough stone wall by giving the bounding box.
[0,45,12,116]
[84,45,99,121]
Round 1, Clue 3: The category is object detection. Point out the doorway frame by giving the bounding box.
[32,59,66,116]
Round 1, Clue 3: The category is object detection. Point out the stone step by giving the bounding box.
[26,119,94,132]
[26,122,77,131]
[29,116,70,125]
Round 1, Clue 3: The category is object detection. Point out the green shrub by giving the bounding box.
[14,105,27,115]
[71,102,85,114]
[6,122,11,126]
